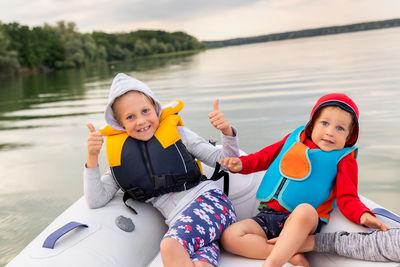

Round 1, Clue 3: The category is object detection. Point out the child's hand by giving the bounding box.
[219,157,242,172]
[86,123,103,168]
[208,99,234,136]
[360,212,389,231]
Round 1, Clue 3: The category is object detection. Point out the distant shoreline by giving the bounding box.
[2,18,399,78]
[203,18,400,48]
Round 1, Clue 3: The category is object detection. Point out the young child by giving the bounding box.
[84,73,239,267]
[219,93,390,267]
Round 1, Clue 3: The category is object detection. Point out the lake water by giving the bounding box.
[1,27,400,266]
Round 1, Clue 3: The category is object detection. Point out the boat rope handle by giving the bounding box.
[43,221,88,249]
[372,208,400,224]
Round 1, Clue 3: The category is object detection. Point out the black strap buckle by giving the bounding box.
[154,175,168,190]
[122,187,148,214]
[125,187,146,201]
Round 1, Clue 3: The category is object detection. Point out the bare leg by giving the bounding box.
[289,253,309,267]
[298,235,316,253]
[263,203,319,267]
[268,234,316,253]
[221,219,275,259]
[160,237,214,267]
[221,218,310,266]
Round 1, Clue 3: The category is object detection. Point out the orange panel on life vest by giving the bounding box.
[280,142,310,179]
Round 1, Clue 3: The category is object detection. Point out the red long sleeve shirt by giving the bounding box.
[239,133,372,225]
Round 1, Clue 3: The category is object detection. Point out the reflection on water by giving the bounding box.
[1,28,400,265]
[0,143,32,151]
[0,53,199,115]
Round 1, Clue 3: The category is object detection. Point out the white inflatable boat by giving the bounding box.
[6,161,400,267]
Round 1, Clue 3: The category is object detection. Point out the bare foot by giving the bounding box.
[289,253,309,267]
[296,235,315,253]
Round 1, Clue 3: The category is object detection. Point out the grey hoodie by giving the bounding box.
[104,73,162,131]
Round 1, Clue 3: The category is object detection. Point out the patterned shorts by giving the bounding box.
[163,189,237,266]
[252,208,323,240]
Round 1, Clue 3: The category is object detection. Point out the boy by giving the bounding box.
[85,73,239,267]
[219,93,389,267]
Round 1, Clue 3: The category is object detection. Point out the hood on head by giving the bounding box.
[104,73,162,131]
[305,93,359,146]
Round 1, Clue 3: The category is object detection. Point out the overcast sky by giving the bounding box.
[1,0,399,41]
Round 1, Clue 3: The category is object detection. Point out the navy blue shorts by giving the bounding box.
[252,208,323,239]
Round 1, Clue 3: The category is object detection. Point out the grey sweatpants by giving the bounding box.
[315,228,400,262]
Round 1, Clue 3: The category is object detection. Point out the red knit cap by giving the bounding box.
[305,93,359,146]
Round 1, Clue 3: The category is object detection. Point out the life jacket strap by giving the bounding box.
[122,170,202,215]
[122,188,144,214]
[206,162,230,196]
[154,169,202,194]
[121,164,229,215]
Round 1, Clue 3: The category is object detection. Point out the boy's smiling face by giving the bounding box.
[311,106,353,152]
[114,91,160,141]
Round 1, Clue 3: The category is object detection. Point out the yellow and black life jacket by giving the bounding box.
[100,100,204,204]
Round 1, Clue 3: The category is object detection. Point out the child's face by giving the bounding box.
[311,106,353,152]
[114,91,159,141]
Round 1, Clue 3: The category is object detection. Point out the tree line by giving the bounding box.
[204,18,400,48]
[0,21,205,75]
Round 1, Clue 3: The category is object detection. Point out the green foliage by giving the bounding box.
[91,29,204,61]
[54,21,105,68]
[0,27,20,74]
[1,22,64,69]
[0,20,206,75]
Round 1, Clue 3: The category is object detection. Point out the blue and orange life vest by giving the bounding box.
[99,100,204,202]
[256,126,358,222]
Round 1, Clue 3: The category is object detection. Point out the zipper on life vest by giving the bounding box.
[274,178,287,197]
[140,141,155,188]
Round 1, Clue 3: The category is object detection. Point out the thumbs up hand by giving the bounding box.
[208,99,234,136]
[86,123,104,168]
